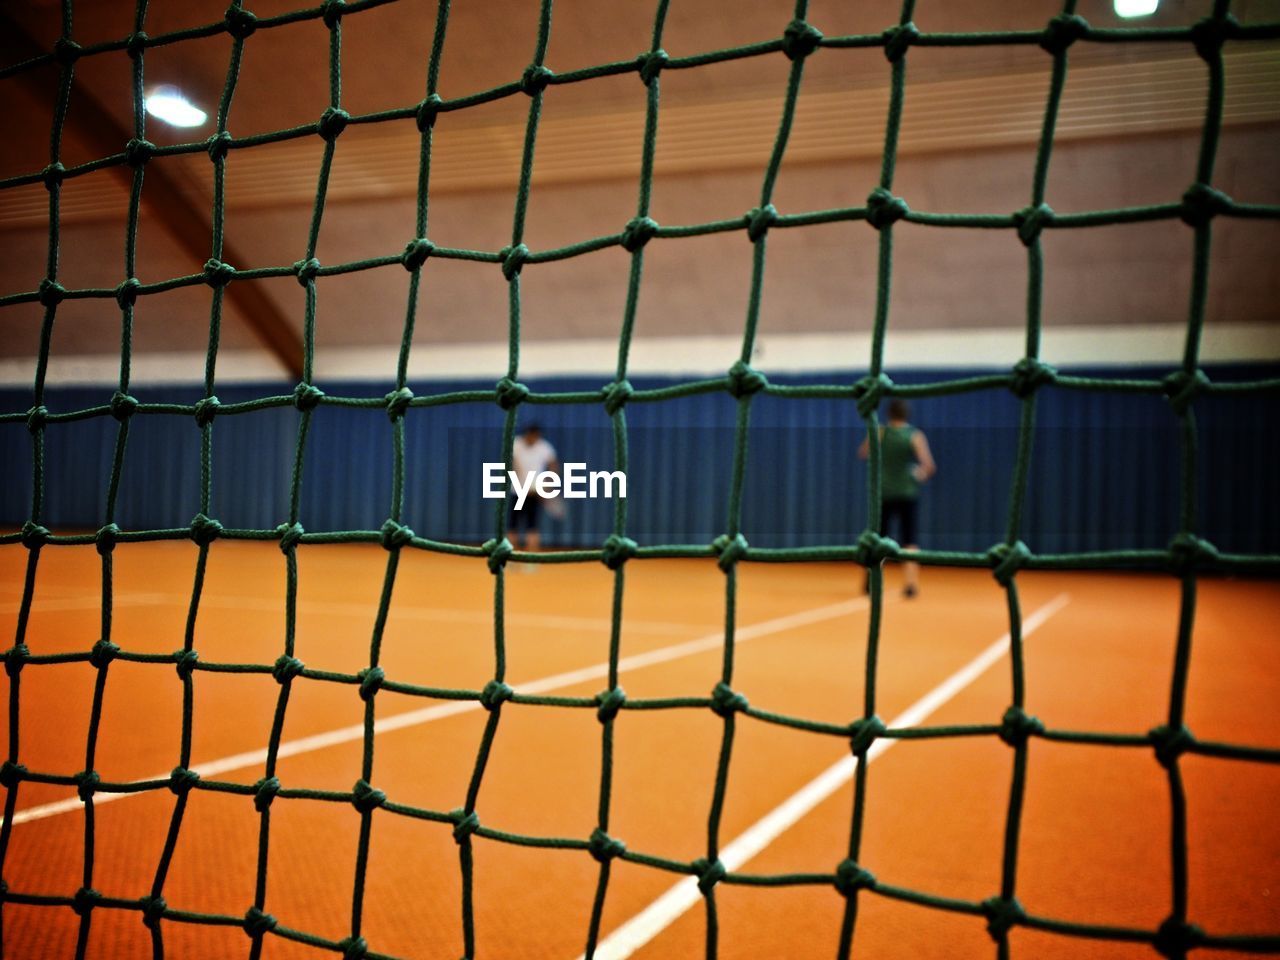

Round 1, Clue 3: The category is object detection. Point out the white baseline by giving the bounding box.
[577,592,1071,960]
[5,595,876,827]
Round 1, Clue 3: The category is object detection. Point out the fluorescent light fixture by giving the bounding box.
[1114,0,1159,17]
[144,85,207,128]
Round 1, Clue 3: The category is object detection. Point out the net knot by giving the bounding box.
[224,5,259,40]
[852,372,892,419]
[243,905,277,938]
[1040,13,1089,55]
[384,386,414,421]
[520,64,555,96]
[380,519,415,551]
[450,808,480,843]
[588,827,627,863]
[0,761,28,789]
[193,395,221,426]
[110,390,139,421]
[1149,724,1196,768]
[272,654,306,684]
[90,639,120,669]
[276,521,305,552]
[745,204,778,242]
[253,776,281,811]
[190,512,223,545]
[321,0,346,29]
[206,130,234,162]
[1012,203,1055,246]
[980,895,1025,940]
[692,857,727,894]
[38,278,67,308]
[1180,183,1231,227]
[140,894,167,928]
[595,686,627,723]
[782,19,824,61]
[495,376,529,409]
[168,766,201,795]
[602,379,634,416]
[125,31,149,60]
[484,537,515,573]
[1162,368,1209,415]
[203,258,236,287]
[1189,14,1239,62]
[75,769,101,802]
[293,381,325,411]
[95,527,121,563]
[53,38,83,65]
[848,714,886,754]
[480,679,514,710]
[726,360,767,398]
[339,936,369,960]
[293,257,322,286]
[26,405,48,434]
[174,648,199,680]
[637,48,668,86]
[500,244,530,281]
[358,666,385,701]
[317,107,350,142]
[71,886,101,916]
[21,520,51,550]
[1154,915,1205,958]
[1167,532,1219,574]
[865,187,909,230]
[621,216,659,253]
[3,644,29,678]
[881,21,919,63]
[834,859,877,896]
[988,539,1031,586]
[402,237,435,270]
[854,529,899,567]
[351,778,386,813]
[124,137,155,168]
[42,162,66,190]
[998,706,1044,747]
[710,681,749,718]
[115,277,142,309]
[600,534,638,570]
[415,93,444,132]
[712,532,749,571]
[1009,357,1057,398]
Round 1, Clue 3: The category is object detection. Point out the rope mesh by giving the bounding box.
[2,0,1279,958]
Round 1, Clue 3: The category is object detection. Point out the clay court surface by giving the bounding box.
[1,544,1277,958]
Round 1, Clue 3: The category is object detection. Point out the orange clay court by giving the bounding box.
[1,546,1278,959]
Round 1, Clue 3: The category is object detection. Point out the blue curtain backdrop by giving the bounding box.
[2,363,1276,555]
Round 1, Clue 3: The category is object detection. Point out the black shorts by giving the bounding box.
[508,494,541,532]
[881,498,918,547]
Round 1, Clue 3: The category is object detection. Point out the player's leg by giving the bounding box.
[900,498,920,598]
[524,496,543,554]
[507,495,523,549]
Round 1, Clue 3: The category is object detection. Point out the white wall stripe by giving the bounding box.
[2,325,1274,387]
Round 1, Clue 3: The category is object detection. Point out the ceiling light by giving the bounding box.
[144,86,208,128]
[1114,0,1159,17]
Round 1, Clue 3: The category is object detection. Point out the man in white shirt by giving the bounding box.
[507,423,558,553]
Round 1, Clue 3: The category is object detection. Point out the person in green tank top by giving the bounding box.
[858,399,936,598]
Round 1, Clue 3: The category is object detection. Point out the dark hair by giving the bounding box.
[887,398,910,421]
[522,423,542,436]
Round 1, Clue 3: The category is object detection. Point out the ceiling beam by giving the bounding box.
[0,18,303,381]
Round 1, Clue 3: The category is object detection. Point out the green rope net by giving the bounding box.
[2,1,1279,958]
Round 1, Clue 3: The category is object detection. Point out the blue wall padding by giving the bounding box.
[2,364,1275,554]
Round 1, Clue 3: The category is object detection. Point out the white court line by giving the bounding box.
[0,593,706,637]
[4,595,875,827]
[577,592,1072,960]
